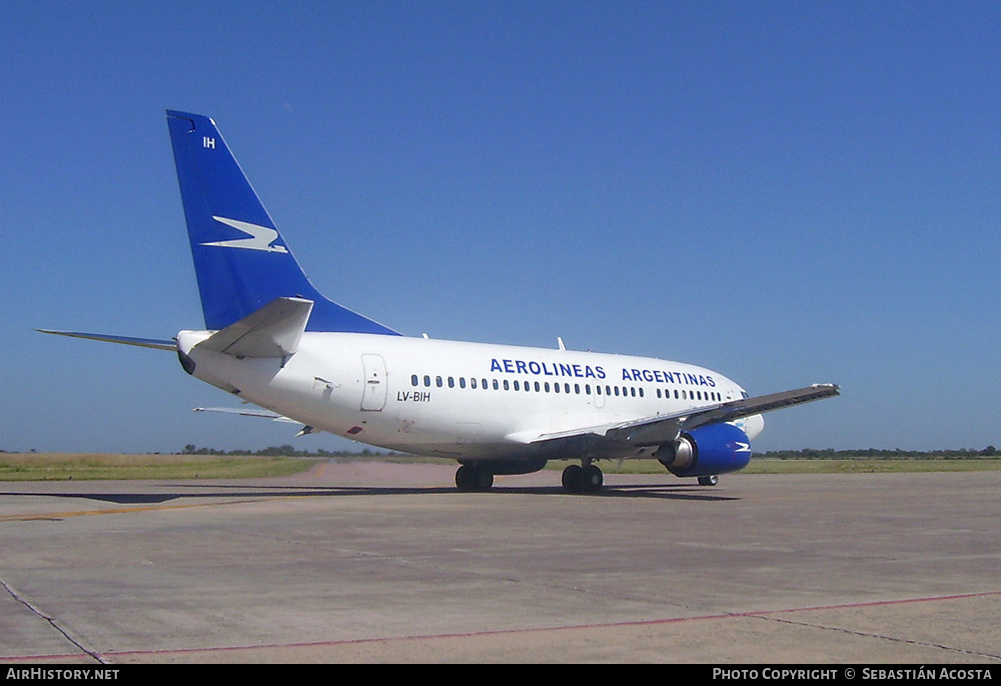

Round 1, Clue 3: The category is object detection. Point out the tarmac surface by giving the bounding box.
[0,461,999,664]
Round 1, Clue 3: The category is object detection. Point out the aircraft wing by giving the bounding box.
[604,383,840,445]
[508,384,840,449]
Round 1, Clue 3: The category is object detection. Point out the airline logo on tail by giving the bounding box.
[201,216,289,253]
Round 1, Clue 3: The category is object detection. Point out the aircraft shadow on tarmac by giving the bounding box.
[0,482,737,505]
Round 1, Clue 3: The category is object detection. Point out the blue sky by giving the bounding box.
[3,1,999,454]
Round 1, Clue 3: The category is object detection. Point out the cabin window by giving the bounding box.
[448,376,455,388]
[492,379,499,390]
[459,377,466,389]
[411,374,419,387]
[503,379,510,391]
[424,375,431,387]
[436,376,443,388]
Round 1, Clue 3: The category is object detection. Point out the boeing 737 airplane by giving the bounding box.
[42,111,839,493]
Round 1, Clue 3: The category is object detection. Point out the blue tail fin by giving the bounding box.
[166,110,400,335]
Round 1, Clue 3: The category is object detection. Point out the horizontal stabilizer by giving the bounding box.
[194,406,315,437]
[36,330,176,351]
[194,407,299,423]
[195,297,313,358]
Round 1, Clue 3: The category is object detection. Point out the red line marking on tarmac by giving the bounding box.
[5,590,999,662]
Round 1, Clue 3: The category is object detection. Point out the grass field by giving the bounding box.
[597,457,1001,475]
[0,453,317,481]
[2,452,1000,481]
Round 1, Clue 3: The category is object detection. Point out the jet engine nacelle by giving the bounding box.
[656,423,752,477]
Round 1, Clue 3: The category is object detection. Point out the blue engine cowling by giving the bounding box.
[657,423,752,477]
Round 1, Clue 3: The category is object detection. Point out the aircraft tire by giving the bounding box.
[561,464,583,494]
[582,464,604,493]
[456,465,493,492]
[698,475,719,486]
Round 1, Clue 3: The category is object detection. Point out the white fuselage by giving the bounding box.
[177,331,765,460]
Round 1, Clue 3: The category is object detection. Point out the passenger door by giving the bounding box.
[360,354,388,411]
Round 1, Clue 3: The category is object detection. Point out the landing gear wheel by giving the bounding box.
[582,464,604,493]
[561,464,583,494]
[562,464,604,494]
[455,465,494,492]
[698,475,719,486]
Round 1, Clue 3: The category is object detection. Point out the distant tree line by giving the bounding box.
[758,447,998,459]
[174,444,1001,460]
[178,444,403,458]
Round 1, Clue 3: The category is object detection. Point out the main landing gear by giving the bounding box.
[561,461,604,494]
[455,464,494,492]
[454,461,604,494]
[454,460,719,493]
